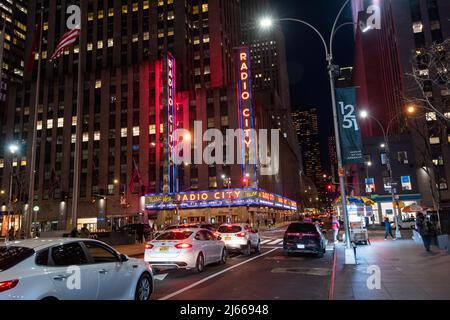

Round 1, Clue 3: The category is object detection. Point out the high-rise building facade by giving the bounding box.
[292,108,322,183]
[1,0,300,233]
[0,1,28,236]
[352,0,450,214]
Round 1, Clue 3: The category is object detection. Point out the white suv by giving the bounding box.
[217,223,261,255]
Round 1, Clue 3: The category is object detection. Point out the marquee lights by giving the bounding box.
[145,188,297,211]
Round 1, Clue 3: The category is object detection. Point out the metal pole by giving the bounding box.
[328,59,352,251]
[6,165,13,241]
[25,7,44,238]
[71,26,83,231]
[385,142,402,239]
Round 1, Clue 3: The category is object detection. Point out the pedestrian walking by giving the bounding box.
[7,227,15,241]
[264,219,268,227]
[416,212,435,252]
[70,228,79,238]
[384,217,396,240]
[136,224,144,244]
[80,224,91,238]
[331,216,340,243]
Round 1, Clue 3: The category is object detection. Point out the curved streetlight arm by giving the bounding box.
[330,0,352,59]
[279,18,329,60]
[332,22,356,42]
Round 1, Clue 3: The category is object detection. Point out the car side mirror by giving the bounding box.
[217,236,222,241]
[120,254,128,262]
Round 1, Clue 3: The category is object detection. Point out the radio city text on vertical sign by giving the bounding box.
[238,49,253,148]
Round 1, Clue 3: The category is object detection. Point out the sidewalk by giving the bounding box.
[332,232,450,300]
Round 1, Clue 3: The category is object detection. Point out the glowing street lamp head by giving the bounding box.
[259,17,274,29]
[359,110,369,119]
[407,105,416,114]
[8,144,19,154]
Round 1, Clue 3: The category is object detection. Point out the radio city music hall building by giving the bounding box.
[4,1,301,232]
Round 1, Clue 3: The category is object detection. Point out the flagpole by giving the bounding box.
[71,26,83,232]
[25,6,44,238]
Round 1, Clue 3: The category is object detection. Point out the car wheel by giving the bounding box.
[135,273,152,301]
[220,248,227,264]
[196,253,205,273]
[243,242,252,256]
[41,297,58,301]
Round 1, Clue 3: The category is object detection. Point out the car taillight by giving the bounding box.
[145,243,154,250]
[0,280,19,293]
[175,243,193,249]
[236,232,247,237]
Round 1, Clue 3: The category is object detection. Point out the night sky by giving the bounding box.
[269,0,355,173]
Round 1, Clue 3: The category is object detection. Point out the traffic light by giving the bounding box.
[242,177,249,186]
[327,184,333,191]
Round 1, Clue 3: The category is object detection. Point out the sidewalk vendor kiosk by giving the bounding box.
[334,196,375,245]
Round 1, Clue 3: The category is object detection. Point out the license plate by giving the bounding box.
[159,246,169,252]
[224,237,231,241]
[297,244,305,249]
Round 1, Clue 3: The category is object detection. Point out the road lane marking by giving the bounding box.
[154,273,169,281]
[267,239,283,245]
[261,239,272,244]
[158,248,279,300]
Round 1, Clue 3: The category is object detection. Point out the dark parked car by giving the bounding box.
[120,224,153,240]
[283,222,326,257]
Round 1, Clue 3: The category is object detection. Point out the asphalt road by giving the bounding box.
[143,226,335,300]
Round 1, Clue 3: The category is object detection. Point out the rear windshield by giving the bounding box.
[287,223,317,233]
[0,246,34,272]
[156,231,193,240]
[218,225,242,233]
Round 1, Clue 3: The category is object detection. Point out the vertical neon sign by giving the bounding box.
[236,47,256,186]
[167,53,177,193]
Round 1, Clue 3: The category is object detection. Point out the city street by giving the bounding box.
[136,226,335,300]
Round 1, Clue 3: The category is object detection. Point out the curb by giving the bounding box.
[328,245,337,300]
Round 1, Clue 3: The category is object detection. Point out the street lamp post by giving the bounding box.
[260,0,358,263]
[359,111,403,239]
[6,144,19,241]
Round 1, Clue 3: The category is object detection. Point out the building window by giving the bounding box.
[426,112,437,121]
[429,136,440,145]
[401,176,412,191]
[397,151,408,164]
[412,22,423,33]
[380,153,387,165]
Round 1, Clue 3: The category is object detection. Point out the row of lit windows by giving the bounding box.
[0,158,27,168]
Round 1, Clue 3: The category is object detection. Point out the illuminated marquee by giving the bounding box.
[167,52,177,193]
[145,189,297,211]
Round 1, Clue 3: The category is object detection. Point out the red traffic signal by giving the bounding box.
[327,184,333,191]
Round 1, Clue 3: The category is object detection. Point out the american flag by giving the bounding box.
[50,26,81,61]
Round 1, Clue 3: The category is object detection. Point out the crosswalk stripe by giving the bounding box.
[261,239,272,244]
[267,239,283,245]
